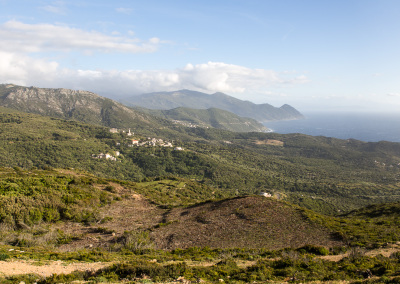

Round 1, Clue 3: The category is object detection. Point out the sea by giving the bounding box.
[263,112,400,143]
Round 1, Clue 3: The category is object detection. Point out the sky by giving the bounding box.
[0,0,399,113]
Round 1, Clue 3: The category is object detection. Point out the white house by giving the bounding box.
[109,128,118,133]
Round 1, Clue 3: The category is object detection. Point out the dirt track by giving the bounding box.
[1,244,400,278]
[0,259,109,277]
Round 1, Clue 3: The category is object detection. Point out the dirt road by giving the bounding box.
[0,259,109,277]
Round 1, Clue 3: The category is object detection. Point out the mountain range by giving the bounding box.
[0,84,164,129]
[0,84,269,133]
[136,106,269,132]
[124,89,304,122]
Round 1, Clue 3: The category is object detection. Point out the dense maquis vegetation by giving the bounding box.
[1,107,400,214]
[0,167,117,228]
[1,89,400,283]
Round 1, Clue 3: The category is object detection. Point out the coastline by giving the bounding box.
[262,112,400,143]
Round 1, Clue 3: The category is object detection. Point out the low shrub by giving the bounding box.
[0,253,9,260]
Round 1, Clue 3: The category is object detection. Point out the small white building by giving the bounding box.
[109,128,118,133]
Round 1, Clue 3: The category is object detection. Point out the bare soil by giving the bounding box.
[255,139,284,146]
[320,242,400,262]
[0,259,109,277]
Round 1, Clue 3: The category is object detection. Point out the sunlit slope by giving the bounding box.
[1,106,400,214]
[150,195,342,250]
[125,89,304,121]
[136,106,269,132]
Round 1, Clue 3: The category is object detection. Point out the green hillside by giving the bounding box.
[1,112,400,283]
[0,84,172,132]
[137,106,269,132]
[1,106,400,215]
[150,196,341,250]
[2,167,400,284]
[125,89,304,121]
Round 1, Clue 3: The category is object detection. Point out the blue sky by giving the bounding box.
[0,0,399,113]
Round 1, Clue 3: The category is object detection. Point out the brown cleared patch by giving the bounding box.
[56,191,166,252]
[150,196,343,250]
[56,168,87,177]
[254,139,284,146]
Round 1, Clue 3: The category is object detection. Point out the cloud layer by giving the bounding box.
[0,20,308,100]
[0,53,308,98]
[0,20,160,54]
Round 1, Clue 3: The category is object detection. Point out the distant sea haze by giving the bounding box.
[264,112,400,143]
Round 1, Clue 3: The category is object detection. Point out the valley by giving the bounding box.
[0,86,400,283]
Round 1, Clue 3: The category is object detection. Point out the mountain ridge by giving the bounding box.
[0,84,159,129]
[124,89,305,122]
[136,106,269,132]
[0,84,270,133]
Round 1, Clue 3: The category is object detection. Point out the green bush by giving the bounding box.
[297,244,330,255]
[122,231,154,253]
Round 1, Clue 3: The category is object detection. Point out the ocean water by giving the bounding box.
[263,112,400,143]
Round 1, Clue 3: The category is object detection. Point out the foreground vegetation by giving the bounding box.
[2,244,400,283]
[1,103,400,283]
[0,167,400,283]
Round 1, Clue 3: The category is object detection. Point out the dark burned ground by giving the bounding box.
[57,189,342,251]
[151,196,343,250]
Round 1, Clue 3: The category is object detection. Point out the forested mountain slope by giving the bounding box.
[0,84,169,131]
[1,106,400,214]
[0,84,269,133]
[125,89,304,122]
[137,106,269,132]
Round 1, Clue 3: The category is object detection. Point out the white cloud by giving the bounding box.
[116,7,133,15]
[41,5,65,14]
[0,51,59,85]
[0,20,307,100]
[40,1,67,14]
[387,92,400,97]
[0,54,309,99]
[0,20,161,54]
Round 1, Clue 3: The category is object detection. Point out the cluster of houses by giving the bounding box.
[109,127,184,151]
[129,137,173,147]
[92,152,120,161]
[109,128,134,136]
[129,138,184,151]
[172,120,208,129]
[374,160,400,168]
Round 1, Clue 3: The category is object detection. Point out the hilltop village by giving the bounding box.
[92,128,183,161]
